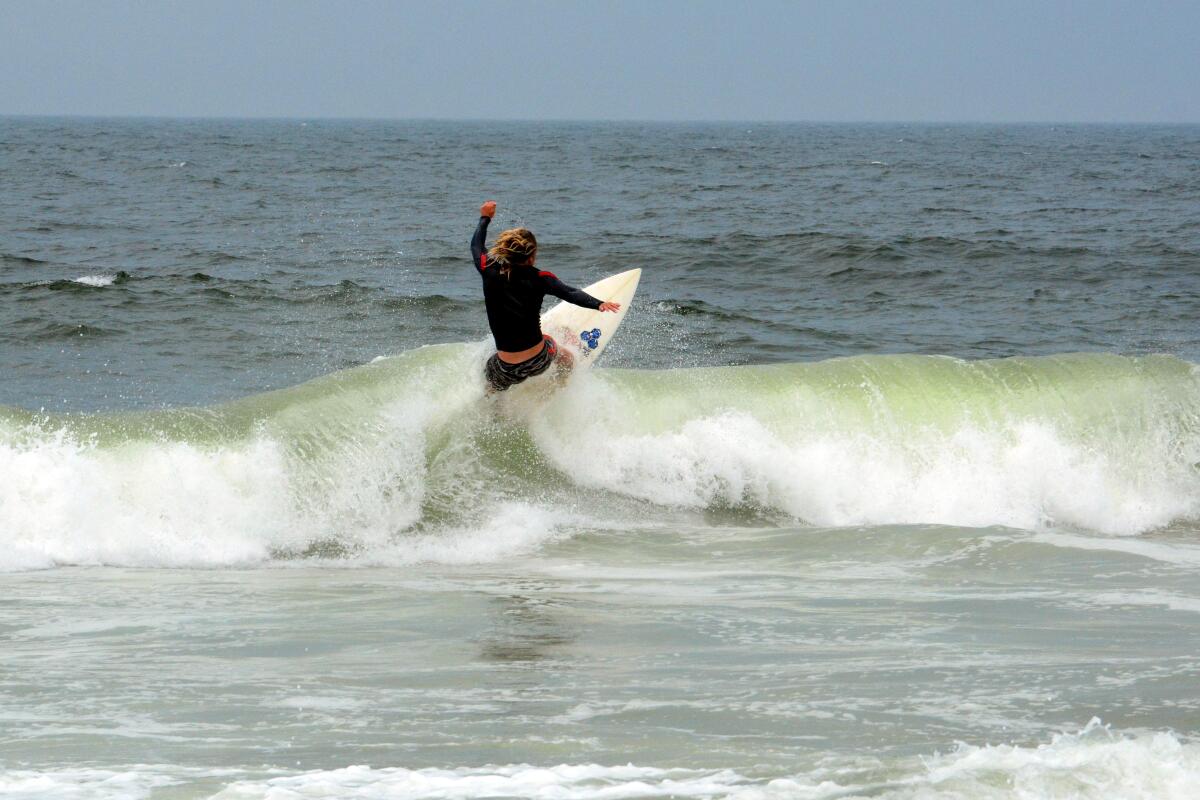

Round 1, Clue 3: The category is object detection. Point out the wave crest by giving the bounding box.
[3,348,1199,570]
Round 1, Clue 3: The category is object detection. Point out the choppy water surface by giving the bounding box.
[2,119,1200,798]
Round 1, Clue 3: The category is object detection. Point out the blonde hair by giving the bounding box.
[489,228,537,276]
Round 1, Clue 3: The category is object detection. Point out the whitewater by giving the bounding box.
[5,348,1200,571]
[4,118,1200,798]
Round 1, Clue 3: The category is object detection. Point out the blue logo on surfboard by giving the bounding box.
[580,328,602,352]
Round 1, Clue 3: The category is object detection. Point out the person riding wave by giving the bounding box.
[471,200,620,392]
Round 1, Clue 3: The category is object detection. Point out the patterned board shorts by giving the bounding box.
[484,335,559,392]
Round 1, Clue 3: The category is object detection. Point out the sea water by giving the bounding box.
[2,119,1200,798]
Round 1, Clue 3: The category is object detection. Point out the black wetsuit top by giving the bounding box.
[471,215,602,352]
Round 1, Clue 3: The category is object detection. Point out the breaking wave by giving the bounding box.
[3,347,1200,570]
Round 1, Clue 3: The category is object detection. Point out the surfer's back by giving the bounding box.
[470,213,602,352]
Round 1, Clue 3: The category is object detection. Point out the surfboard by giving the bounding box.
[541,268,641,368]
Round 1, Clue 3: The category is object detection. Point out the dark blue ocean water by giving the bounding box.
[3,119,1198,410]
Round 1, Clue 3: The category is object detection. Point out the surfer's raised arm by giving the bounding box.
[470,200,496,270]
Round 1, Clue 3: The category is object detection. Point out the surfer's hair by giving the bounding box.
[489,228,538,275]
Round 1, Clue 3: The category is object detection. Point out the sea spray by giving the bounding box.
[0,344,485,570]
[533,352,1200,533]
[3,348,1200,570]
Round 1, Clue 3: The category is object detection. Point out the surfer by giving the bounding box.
[472,200,620,391]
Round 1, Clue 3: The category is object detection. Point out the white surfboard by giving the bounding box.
[541,268,641,368]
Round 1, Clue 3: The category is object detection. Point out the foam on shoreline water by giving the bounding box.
[3,722,1195,799]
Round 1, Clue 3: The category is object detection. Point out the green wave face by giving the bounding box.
[3,348,1199,570]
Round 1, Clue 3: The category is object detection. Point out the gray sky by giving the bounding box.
[2,0,1197,122]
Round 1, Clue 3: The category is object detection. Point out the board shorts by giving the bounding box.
[484,334,558,392]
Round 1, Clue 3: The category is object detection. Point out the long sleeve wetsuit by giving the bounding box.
[470,215,602,352]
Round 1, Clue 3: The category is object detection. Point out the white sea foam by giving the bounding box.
[532,373,1200,536]
[209,765,749,799]
[886,719,1200,800]
[3,350,1199,571]
[0,431,295,570]
[0,768,178,800]
[353,502,586,566]
[1,723,1196,799]
[0,398,436,571]
[72,274,117,287]
[1088,590,1200,613]
[18,722,1160,800]
[1034,532,1200,566]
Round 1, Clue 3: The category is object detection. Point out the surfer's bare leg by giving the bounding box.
[536,331,570,384]
[550,347,574,386]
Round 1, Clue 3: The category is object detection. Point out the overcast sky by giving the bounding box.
[2,0,1197,122]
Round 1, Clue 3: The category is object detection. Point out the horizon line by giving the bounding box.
[3,112,1198,126]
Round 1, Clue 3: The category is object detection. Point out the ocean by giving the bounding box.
[2,118,1200,798]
